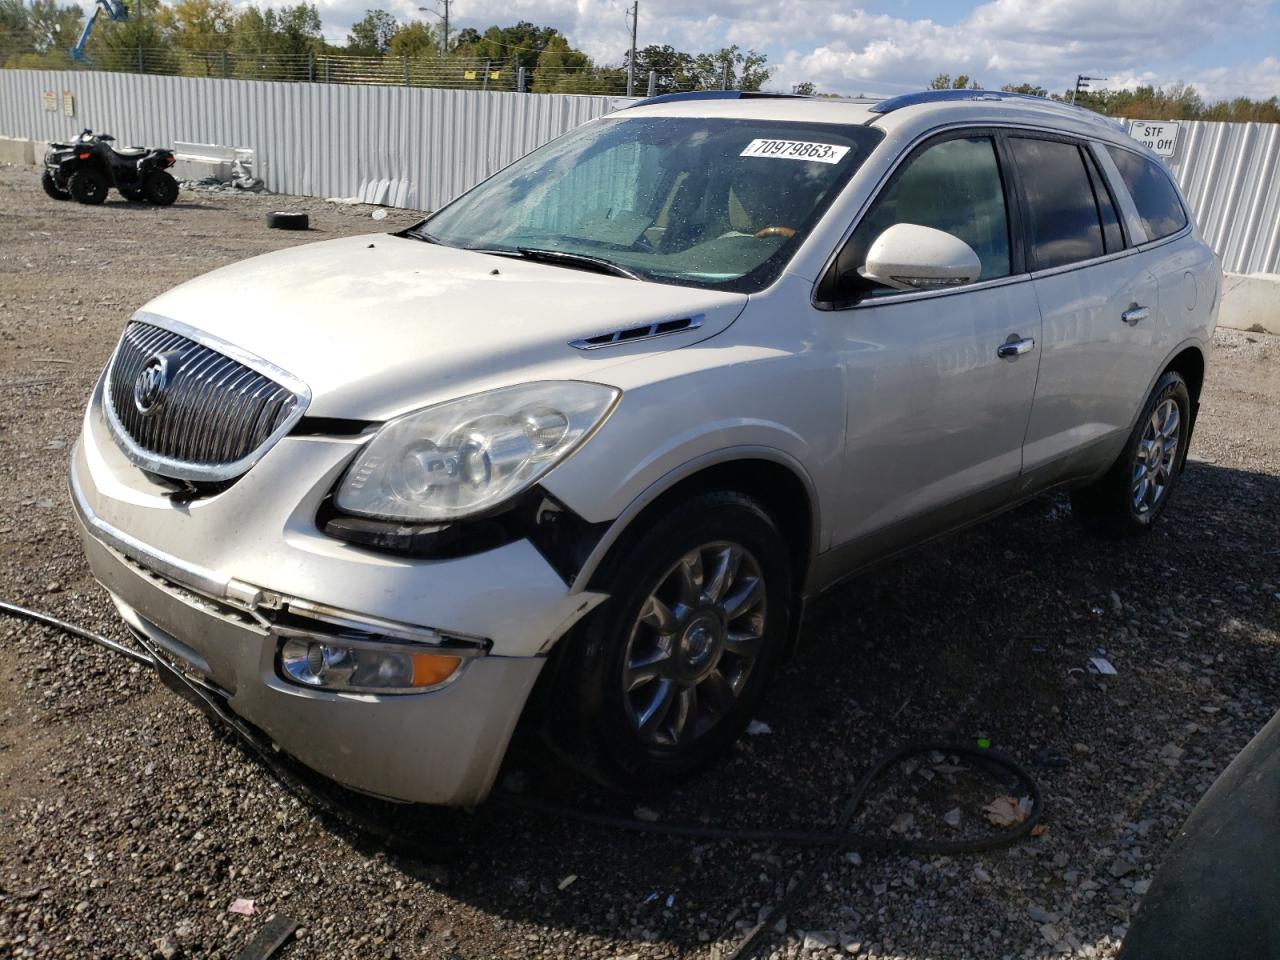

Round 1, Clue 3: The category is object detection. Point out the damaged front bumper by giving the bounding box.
[69,391,606,806]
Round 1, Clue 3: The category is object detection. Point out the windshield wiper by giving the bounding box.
[407,226,452,245]
[514,247,641,280]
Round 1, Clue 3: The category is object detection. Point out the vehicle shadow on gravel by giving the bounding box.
[263,460,1279,956]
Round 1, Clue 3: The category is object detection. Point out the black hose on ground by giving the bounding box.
[499,742,1041,960]
[1,599,1043,960]
[0,599,154,667]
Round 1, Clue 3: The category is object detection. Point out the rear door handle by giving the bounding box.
[997,336,1035,359]
[1122,305,1150,325]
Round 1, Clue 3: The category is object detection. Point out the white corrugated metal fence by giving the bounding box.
[2,70,1277,273]
[0,68,625,211]
[1166,120,1280,275]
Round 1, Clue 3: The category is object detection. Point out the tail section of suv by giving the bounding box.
[70,89,1219,805]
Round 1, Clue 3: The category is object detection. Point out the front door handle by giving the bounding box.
[997,336,1036,359]
[1122,305,1151,325]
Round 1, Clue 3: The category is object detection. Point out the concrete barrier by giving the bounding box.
[0,136,36,165]
[1219,273,1280,336]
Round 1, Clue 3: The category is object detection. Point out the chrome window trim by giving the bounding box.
[819,270,1035,310]
[102,311,313,483]
[1028,245,1143,282]
[1137,223,1195,253]
[811,119,1157,312]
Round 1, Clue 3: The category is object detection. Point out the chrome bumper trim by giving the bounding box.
[70,454,232,602]
[69,455,487,653]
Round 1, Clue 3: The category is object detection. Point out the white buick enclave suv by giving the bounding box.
[72,89,1219,805]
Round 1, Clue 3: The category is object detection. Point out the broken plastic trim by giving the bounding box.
[70,460,490,655]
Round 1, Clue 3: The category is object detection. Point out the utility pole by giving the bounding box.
[418,0,449,57]
[625,1,638,97]
[1072,74,1106,105]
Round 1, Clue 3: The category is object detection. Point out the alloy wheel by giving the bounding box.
[1131,397,1181,514]
[622,541,767,748]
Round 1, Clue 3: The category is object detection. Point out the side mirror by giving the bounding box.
[857,223,981,292]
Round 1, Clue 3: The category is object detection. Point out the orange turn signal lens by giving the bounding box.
[411,653,462,687]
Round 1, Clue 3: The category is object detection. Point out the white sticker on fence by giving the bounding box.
[740,138,851,164]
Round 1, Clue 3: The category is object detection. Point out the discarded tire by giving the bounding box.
[267,212,309,230]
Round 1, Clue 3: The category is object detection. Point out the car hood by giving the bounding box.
[138,233,749,420]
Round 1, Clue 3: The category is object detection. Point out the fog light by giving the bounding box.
[279,635,462,694]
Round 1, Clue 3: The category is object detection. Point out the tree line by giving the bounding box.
[0,0,772,94]
[2,0,1272,118]
[794,72,1277,123]
[891,72,1279,123]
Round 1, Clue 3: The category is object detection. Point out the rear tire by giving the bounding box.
[41,170,71,200]
[1071,370,1191,536]
[68,168,108,205]
[143,171,178,206]
[547,491,791,793]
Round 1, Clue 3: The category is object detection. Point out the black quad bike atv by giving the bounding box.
[42,129,178,206]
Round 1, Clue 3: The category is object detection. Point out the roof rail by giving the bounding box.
[869,88,1127,131]
[623,90,805,110]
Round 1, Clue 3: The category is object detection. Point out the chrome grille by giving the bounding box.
[103,317,309,482]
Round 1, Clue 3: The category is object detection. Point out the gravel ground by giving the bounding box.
[1,163,1278,960]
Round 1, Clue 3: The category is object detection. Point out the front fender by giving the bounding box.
[539,338,845,588]
[567,442,822,596]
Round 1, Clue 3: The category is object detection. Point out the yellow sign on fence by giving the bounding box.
[62,90,74,117]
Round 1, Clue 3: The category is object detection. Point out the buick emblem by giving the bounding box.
[133,354,170,416]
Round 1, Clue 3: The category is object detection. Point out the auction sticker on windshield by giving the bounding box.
[740,139,851,164]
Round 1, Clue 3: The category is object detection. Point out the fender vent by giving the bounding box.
[569,314,704,351]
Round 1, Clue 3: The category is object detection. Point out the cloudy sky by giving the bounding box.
[259,0,1280,100]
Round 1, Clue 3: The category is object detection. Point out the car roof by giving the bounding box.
[610,89,1140,151]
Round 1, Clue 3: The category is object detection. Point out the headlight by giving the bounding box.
[278,635,462,694]
[335,381,619,522]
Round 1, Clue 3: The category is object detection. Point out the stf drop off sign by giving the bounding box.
[1128,120,1180,158]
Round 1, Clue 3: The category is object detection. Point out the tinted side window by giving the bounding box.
[1083,148,1125,253]
[1009,137,1104,269]
[842,136,1011,298]
[1106,146,1188,240]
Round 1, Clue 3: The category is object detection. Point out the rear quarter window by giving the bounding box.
[1106,147,1189,241]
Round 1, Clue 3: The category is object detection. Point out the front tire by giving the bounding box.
[142,170,178,206]
[41,170,71,200]
[68,168,108,205]
[1071,370,1191,535]
[549,491,791,792]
